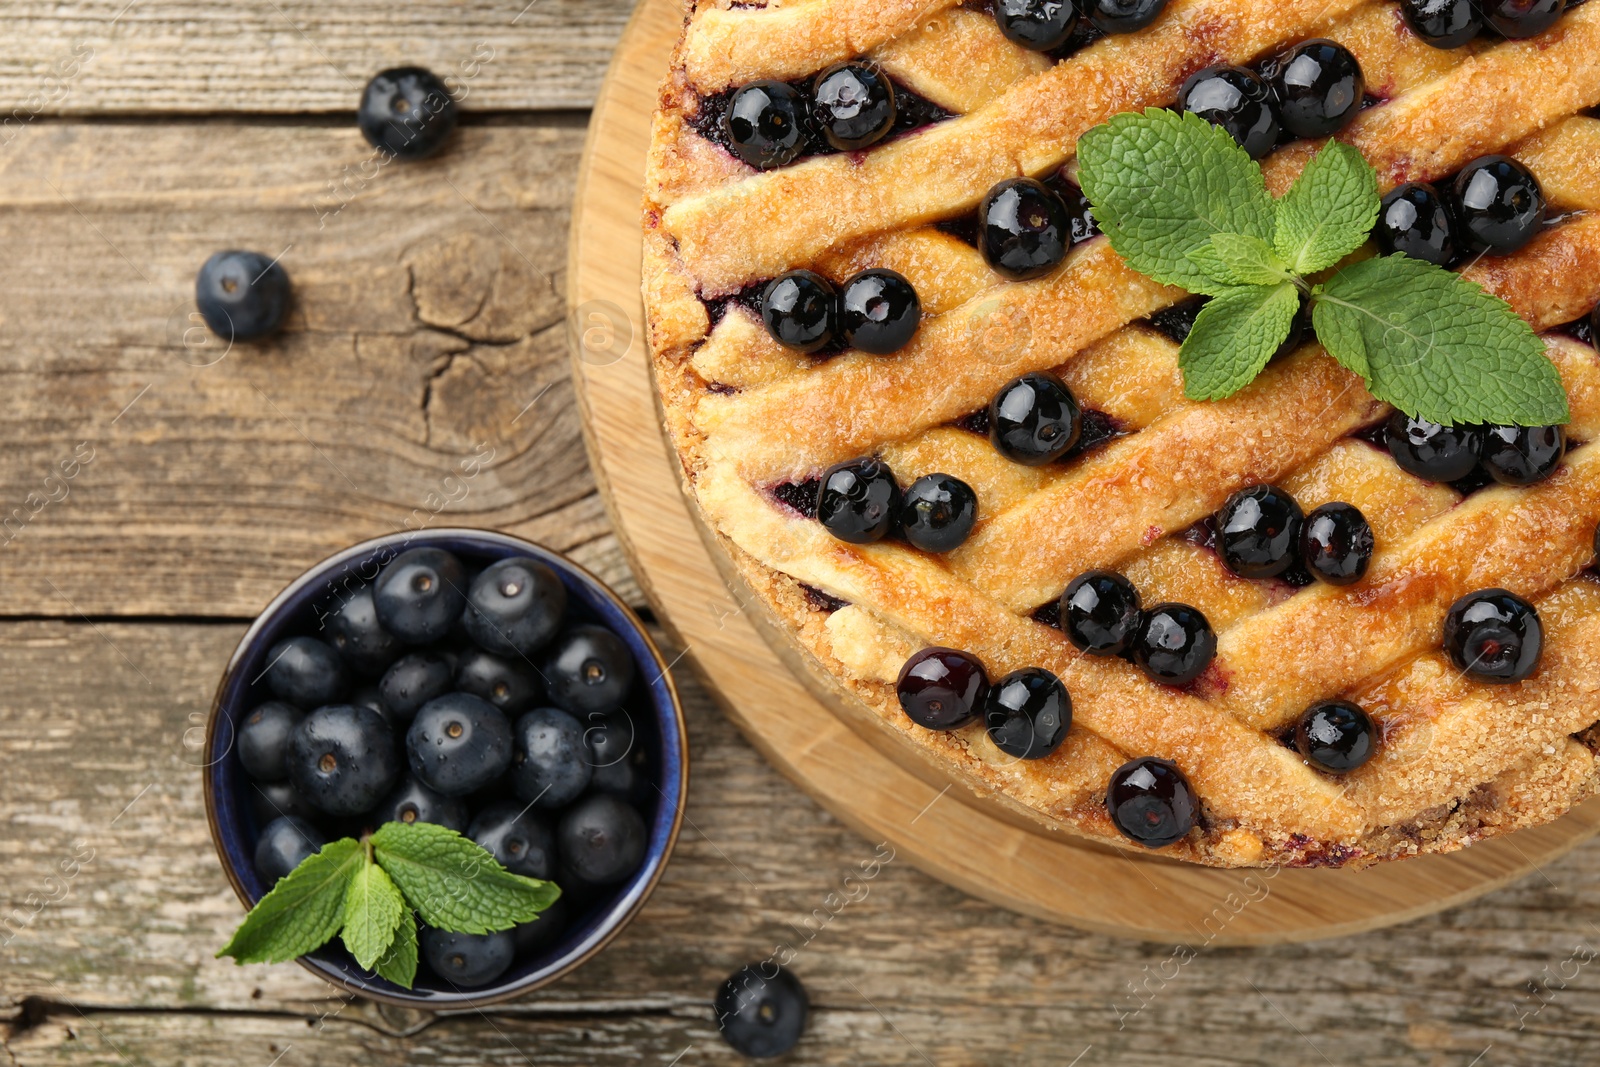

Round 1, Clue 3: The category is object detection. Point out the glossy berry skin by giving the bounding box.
[989,372,1082,465]
[1131,604,1216,686]
[896,647,990,730]
[541,624,637,716]
[994,0,1079,49]
[456,648,542,716]
[378,651,454,723]
[1061,570,1143,656]
[287,704,401,817]
[984,668,1072,760]
[840,269,921,354]
[1295,701,1377,773]
[238,701,305,782]
[1481,0,1568,39]
[1082,0,1170,33]
[1444,588,1543,682]
[816,458,901,544]
[760,271,839,354]
[470,799,556,879]
[373,774,469,833]
[558,794,648,885]
[325,587,402,678]
[195,250,290,340]
[812,64,895,150]
[1272,40,1364,139]
[511,707,594,808]
[1400,0,1482,48]
[898,473,978,553]
[265,636,348,710]
[1216,485,1306,579]
[1106,757,1197,848]
[1301,502,1375,586]
[1384,413,1484,482]
[1375,183,1458,267]
[373,547,467,644]
[1179,65,1279,159]
[406,693,513,798]
[723,81,807,170]
[1480,424,1566,485]
[715,964,809,1059]
[254,816,326,884]
[1453,155,1546,256]
[462,556,567,658]
[421,928,515,988]
[358,67,458,159]
[584,709,648,799]
[979,178,1071,281]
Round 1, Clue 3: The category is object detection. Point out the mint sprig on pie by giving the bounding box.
[1077,108,1570,426]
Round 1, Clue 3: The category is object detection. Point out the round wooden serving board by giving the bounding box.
[565,0,1600,945]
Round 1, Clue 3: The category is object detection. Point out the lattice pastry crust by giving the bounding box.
[643,0,1600,867]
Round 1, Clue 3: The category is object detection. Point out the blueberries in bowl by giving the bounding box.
[210,533,680,1002]
[255,816,327,883]
[407,693,514,797]
[421,928,516,988]
[542,624,637,716]
[512,707,594,808]
[373,546,468,644]
[265,635,348,709]
[471,800,556,879]
[378,651,455,722]
[558,794,649,886]
[287,704,402,817]
[462,557,567,657]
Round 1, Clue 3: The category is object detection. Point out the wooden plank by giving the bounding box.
[0,619,1598,1063]
[0,1,635,116]
[0,118,637,614]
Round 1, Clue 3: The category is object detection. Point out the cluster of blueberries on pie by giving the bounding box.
[692,0,1600,851]
[236,547,651,986]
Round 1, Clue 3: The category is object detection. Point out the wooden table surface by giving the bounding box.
[0,4,1597,1064]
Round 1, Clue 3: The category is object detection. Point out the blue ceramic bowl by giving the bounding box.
[203,529,687,1007]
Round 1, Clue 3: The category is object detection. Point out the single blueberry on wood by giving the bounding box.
[358,67,459,159]
[715,963,809,1058]
[195,250,290,341]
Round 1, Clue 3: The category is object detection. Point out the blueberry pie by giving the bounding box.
[643,0,1600,867]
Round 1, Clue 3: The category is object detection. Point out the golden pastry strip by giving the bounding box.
[872,8,1053,113]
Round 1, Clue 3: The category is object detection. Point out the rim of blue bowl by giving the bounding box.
[203,528,688,1009]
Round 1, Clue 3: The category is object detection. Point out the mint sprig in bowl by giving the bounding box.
[202,529,687,1007]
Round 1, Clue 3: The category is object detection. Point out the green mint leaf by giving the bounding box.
[1274,140,1379,275]
[1077,108,1275,296]
[341,855,405,972]
[217,838,363,965]
[372,821,561,934]
[1314,257,1570,426]
[374,908,419,990]
[1186,233,1290,288]
[1179,283,1303,401]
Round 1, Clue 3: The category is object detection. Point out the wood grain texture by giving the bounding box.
[569,0,1600,945]
[0,620,1598,1066]
[0,118,638,615]
[0,1,634,115]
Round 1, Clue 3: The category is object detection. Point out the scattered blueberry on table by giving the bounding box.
[358,66,460,159]
[715,963,809,1058]
[195,250,290,341]
[234,545,654,988]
